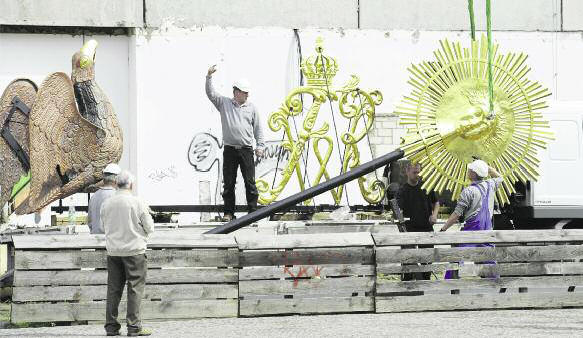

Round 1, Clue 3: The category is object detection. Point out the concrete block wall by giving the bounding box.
[0,0,575,32]
[0,0,143,27]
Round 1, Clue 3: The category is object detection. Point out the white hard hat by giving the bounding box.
[103,163,121,175]
[467,159,489,178]
[233,78,251,93]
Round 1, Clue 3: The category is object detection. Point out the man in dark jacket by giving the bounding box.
[396,162,440,280]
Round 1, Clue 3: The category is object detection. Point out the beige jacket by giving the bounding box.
[100,190,154,256]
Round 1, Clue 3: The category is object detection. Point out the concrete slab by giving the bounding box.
[0,0,143,27]
[359,0,560,31]
[563,0,583,31]
[145,0,358,28]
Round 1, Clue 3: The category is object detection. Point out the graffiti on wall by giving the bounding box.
[187,132,290,205]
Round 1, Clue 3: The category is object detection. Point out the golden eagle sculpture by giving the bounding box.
[0,40,123,215]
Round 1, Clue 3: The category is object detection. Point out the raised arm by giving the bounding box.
[205,65,222,109]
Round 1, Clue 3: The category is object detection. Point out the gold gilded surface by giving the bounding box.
[257,38,384,205]
[395,36,552,204]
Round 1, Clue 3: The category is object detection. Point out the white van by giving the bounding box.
[506,101,583,229]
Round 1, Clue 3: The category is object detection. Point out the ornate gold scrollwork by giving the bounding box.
[257,38,384,205]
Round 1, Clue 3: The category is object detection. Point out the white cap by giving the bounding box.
[467,159,489,178]
[103,163,121,175]
[233,78,251,93]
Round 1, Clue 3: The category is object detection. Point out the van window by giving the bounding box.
[548,120,580,161]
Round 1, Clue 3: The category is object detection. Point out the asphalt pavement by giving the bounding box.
[0,309,582,337]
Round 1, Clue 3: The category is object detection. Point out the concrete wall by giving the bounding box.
[0,0,577,32]
[0,0,143,27]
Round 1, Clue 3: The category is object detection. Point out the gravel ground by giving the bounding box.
[0,309,582,337]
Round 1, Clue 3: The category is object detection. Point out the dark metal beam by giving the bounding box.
[205,148,404,234]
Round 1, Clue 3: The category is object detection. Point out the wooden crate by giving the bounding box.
[373,230,583,312]
[10,232,239,323]
[236,233,376,316]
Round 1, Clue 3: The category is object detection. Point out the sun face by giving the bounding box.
[395,36,553,205]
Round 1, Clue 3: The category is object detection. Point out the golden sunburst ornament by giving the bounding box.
[395,35,553,205]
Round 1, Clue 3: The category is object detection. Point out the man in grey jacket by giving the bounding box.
[205,65,265,222]
[101,170,154,336]
[87,163,120,234]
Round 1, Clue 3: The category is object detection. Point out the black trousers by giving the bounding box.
[105,254,147,334]
[222,145,258,215]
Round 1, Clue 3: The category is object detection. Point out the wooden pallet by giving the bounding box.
[373,230,583,312]
[10,232,239,323]
[236,233,376,316]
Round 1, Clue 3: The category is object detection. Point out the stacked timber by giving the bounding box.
[10,232,239,323]
[374,230,583,312]
[236,233,376,316]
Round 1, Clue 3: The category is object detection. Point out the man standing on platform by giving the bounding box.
[101,170,154,336]
[205,65,265,222]
[396,161,440,280]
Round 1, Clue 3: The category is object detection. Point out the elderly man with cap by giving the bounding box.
[87,163,120,234]
[440,159,503,279]
[101,170,154,336]
[205,64,265,222]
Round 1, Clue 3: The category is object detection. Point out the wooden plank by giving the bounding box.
[13,267,238,286]
[377,275,583,293]
[240,296,374,316]
[235,232,374,249]
[12,233,236,249]
[376,245,583,264]
[373,229,583,246]
[240,276,374,298]
[240,247,373,267]
[15,248,239,269]
[377,263,458,275]
[377,261,583,277]
[13,283,237,302]
[283,224,399,234]
[11,299,238,323]
[376,293,583,313]
[240,264,375,281]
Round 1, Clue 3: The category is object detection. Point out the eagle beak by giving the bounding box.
[79,40,99,69]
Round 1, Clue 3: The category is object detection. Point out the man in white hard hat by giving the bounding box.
[205,65,265,222]
[87,163,120,234]
[440,159,503,279]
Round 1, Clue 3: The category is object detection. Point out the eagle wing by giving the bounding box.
[0,79,37,210]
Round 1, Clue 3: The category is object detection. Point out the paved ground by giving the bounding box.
[0,309,582,337]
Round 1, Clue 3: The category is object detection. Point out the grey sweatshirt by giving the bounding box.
[454,177,504,222]
[205,76,265,148]
[87,186,116,234]
[100,190,154,256]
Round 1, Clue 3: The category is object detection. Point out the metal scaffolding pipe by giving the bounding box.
[205,148,404,234]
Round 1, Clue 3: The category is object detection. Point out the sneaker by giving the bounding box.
[106,331,120,336]
[127,328,152,336]
[222,213,236,222]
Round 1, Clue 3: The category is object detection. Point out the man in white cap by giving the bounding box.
[205,65,265,222]
[440,159,503,279]
[440,159,503,233]
[87,163,120,234]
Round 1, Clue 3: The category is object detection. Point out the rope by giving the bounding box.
[321,54,350,206]
[468,0,476,41]
[486,0,494,115]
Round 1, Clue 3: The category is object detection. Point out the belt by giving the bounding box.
[226,144,252,150]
